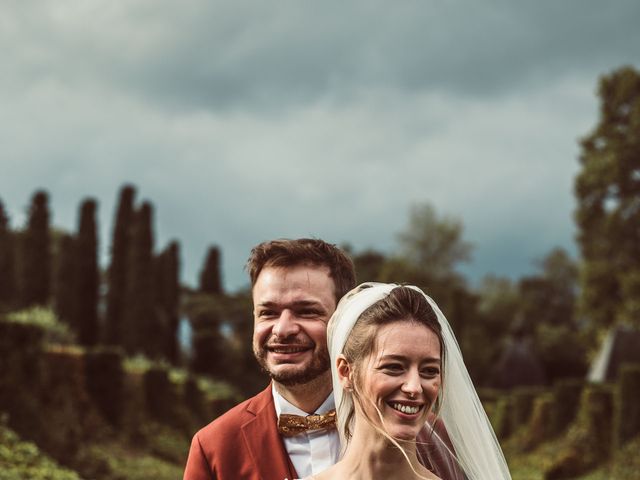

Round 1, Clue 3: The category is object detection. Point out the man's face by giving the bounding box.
[252,264,337,386]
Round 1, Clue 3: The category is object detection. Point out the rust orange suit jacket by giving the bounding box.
[183,384,464,480]
[183,385,295,480]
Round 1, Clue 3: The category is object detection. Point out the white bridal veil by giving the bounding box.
[327,283,512,480]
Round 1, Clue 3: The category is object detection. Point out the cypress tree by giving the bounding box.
[75,199,99,346]
[124,201,157,356]
[158,241,181,364]
[199,245,223,295]
[0,199,16,307]
[53,233,76,327]
[190,310,226,377]
[22,190,51,306]
[105,185,136,346]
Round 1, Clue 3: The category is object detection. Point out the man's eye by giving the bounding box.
[298,309,320,317]
[259,310,277,318]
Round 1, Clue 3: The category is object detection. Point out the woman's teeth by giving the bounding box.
[390,403,420,414]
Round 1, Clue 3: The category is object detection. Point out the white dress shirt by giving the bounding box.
[272,384,340,478]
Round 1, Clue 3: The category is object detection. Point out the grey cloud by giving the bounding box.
[6,0,640,112]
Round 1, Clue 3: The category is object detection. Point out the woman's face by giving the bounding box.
[357,319,441,441]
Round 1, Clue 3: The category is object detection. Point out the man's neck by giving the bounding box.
[273,371,333,414]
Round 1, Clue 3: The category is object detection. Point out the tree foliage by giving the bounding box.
[575,66,640,331]
[156,241,181,363]
[105,185,136,347]
[21,190,52,307]
[124,202,158,357]
[199,245,223,295]
[397,203,472,279]
[53,234,76,327]
[74,199,99,346]
[0,198,17,307]
[519,248,586,384]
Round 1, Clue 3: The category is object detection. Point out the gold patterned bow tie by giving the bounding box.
[277,409,337,437]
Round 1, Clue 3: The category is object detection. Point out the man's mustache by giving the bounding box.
[263,339,315,349]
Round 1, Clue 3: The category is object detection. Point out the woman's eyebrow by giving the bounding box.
[378,354,440,363]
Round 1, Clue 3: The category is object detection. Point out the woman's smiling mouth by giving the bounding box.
[387,401,424,415]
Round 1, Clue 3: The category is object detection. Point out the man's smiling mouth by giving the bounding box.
[267,347,311,353]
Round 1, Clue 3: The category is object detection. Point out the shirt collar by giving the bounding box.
[272,383,335,418]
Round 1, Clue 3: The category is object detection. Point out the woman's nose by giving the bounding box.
[401,371,423,397]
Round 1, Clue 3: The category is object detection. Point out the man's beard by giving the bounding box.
[253,343,331,386]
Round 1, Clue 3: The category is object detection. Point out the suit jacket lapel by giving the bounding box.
[241,385,297,480]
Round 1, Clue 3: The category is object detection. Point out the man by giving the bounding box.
[183,238,459,480]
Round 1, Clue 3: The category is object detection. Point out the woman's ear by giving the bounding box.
[336,354,353,391]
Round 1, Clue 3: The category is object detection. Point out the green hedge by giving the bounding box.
[551,378,584,436]
[544,384,614,480]
[510,387,541,430]
[614,363,640,449]
[85,347,125,426]
[0,321,45,437]
[144,367,176,422]
[522,392,555,451]
[0,421,81,480]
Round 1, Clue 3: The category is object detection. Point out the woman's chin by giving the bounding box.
[389,428,420,442]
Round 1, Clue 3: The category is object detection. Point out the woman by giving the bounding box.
[307,283,511,480]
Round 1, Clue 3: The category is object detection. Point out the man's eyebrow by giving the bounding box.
[256,300,323,308]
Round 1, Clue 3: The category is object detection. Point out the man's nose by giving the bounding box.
[272,310,300,338]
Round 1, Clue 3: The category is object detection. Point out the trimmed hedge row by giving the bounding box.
[490,366,640,480]
[0,315,240,479]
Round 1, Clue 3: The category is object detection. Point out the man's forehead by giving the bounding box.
[254,265,334,290]
[252,265,336,307]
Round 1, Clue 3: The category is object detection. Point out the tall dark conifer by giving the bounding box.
[105,185,136,346]
[22,190,51,306]
[75,199,99,346]
[199,245,223,295]
[124,201,157,356]
[157,241,181,363]
[53,233,76,326]
[0,199,16,307]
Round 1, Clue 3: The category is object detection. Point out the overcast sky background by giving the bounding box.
[2,0,640,291]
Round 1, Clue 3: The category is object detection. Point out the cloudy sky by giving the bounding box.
[2,0,639,291]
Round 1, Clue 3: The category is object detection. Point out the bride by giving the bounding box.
[304,283,511,480]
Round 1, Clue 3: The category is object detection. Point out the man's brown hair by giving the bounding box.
[246,238,356,303]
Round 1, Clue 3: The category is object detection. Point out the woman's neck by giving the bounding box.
[334,419,430,480]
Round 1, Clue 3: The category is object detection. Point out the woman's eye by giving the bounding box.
[381,364,403,373]
[421,367,440,378]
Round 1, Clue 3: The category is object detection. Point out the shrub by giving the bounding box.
[614,363,640,449]
[551,378,584,436]
[544,384,613,480]
[490,395,512,440]
[0,320,45,436]
[0,422,81,480]
[522,392,555,451]
[510,387,542,430]
[144,366,176,423]
[85,347,125,426]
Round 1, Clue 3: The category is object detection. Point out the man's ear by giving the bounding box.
[336,354,353,391]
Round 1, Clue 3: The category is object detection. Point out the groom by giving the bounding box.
[183,238,460,480]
